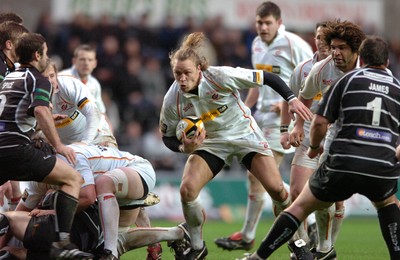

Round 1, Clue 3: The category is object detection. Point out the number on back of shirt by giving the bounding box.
[366,97,382,126]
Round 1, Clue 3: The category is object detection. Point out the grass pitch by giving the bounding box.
[121,216,388,259]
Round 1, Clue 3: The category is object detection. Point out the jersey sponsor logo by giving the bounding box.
[255,64,281,74]
[369,83,389,94]
[22,188,29,202]
[356,128,392,143]
[200,105,228,122]
[160,122,167,134]
[55,111,80,128]
[313,91,322,101]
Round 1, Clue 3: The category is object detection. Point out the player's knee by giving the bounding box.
[180,183,198,201]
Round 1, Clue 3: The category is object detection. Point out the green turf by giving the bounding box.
[121,216,389,259]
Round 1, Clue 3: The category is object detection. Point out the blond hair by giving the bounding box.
[169,32,209,70]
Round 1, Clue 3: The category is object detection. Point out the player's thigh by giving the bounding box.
[44,157,81,185]
[290,164,315,198]
[181,154,214,198]
[249,153,283,193]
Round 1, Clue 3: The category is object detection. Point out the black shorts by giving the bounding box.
[0,144,56,185]
[24,214,56,260]
[309,162,398,203]
[193,150,225,176]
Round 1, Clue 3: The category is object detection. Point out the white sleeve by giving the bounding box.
[58,76,101,144]
[20,182,48,210]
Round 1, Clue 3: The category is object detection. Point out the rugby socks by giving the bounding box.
[315,204,334,251]
[377,203,400,259]
[98,193,120,257]
[117,226,183,255]
[53,190,78,242]
[241,192,265,242]
[256,211,300,259]
[272,190,291,217]
[331,206,345,244]
[182,198,206,250]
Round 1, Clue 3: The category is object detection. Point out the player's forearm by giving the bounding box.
[263,71,295,102]
[162,136,182,153]
[280,102,291,126]
[34,106,64,151]
[309,115,328,147]
[80,103,101,144]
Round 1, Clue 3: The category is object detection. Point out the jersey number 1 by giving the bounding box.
[366,97,382,126]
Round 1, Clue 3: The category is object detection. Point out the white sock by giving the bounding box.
[117,226,182,255]
[332,207,345,245]
[182,198,205,250]
[241,192,265,242]
[315,204,334,252]
[272,192,291,217]
[98,193,120,257]
[294,221,309,242]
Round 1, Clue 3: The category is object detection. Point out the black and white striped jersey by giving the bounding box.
[318,67,400,179]
[0,66,52,148]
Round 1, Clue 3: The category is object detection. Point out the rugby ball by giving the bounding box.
[176,116,204,141]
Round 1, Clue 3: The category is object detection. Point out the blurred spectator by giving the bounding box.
[143,125,185,171]
[102,87,121,135]
[123,90,159,133]
[118,120,144,156]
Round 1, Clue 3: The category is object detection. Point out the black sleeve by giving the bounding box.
[162,136,182,153]
[263,71,296,102]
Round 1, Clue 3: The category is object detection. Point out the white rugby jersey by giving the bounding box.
[52,75,107,144]
[160,66,265,140]
[252,26,313,112]
[60,67,106,113]
[21,145,155,209]
[289,52,320,132]
[251,26,312,153]
[300,55,360,161]
[300,56,360,108]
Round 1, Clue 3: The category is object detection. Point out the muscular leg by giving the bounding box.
[180,154,213,250]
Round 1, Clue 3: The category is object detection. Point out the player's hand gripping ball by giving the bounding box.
[176,116,205,141]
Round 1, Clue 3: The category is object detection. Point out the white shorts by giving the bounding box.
[199,130,274,166]
[292,138,319,169]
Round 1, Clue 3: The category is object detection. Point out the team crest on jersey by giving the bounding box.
[212,93,219,100]
[183,103,193,112]
[322,79,333,86]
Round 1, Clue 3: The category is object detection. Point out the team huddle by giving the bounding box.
[1,1,400,260]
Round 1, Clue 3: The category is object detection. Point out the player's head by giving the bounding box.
[0,12,23,24]
[359,36,389,68]
[169,32,209,93]
[0,21,29,61]
[324,20,366,72]
[43,60,59,90]
[314,21,331,60]
[255,1,282,44]
[72,44,97,80]
[16,33,49,72]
